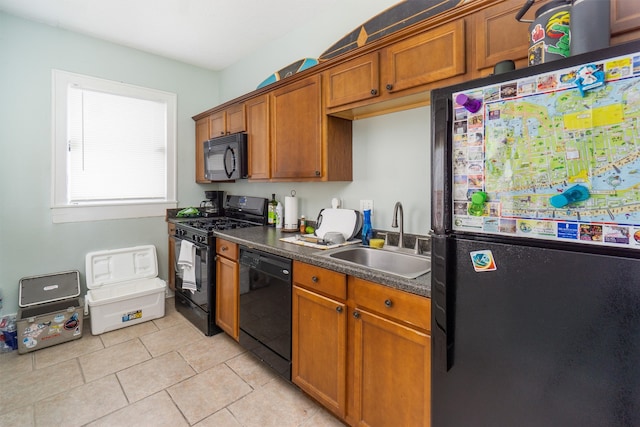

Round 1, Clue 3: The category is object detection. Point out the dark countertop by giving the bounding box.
[210,226,431,298]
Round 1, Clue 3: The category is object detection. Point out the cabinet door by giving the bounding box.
[612,0,640,43]
[352,308,431,427]
[195,116,211,183]
[382,20,465,94]
[226,103,246,134]
[292,285,347,418]
[246,94,271,180]
[326,51,380,109]
[209,110,226,137]
[216,255,239,340]
[271,75,322,179]
[471,0,540,77]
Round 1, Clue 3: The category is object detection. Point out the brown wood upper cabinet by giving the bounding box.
[245,94,270,180]
[325,20,465,115]
[245,74,352,182]
[195,103,246,183]
[469,0,538,78]
[209,103,246,137]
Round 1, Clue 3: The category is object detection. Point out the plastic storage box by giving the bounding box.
[85,245,166,335]
[17,270,83,354]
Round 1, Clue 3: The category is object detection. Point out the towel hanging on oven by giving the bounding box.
[177,241,197,293]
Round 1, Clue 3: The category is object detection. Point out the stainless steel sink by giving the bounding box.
[318,246,430,279]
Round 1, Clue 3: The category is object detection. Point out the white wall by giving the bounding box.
[0,12,218,315]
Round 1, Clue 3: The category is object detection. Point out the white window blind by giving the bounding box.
[67,88,167,202]
[52,70,177,223]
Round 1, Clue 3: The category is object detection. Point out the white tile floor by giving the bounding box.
[0,298,345,427]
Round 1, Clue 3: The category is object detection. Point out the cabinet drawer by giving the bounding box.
[293,261,347,300]
[349,277,430,332]
[216,239,238,261]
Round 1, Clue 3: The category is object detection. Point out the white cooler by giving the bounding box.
[85,245,166,335]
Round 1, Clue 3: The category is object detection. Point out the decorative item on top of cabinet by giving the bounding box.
[270,74,352,181]
[215,239,239,340]
[246,94,271,180]
[347,276,431,427]
[292,261,348,418]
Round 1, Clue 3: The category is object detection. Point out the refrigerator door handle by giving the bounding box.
[432,235,454,371]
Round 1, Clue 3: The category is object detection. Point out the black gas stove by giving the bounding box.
[173,195,267,336]
[175,195,268,244]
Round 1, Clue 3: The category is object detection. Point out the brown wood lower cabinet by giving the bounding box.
[292,261,348,418]
[351,304,431,427]
[216,239,239,340]
[292,285,348,417]
[292,261,431,427]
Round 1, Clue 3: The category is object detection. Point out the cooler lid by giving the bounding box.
[85,245,159,289]
[19,270,81,307]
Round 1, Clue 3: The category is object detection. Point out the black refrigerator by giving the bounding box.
[431,40,640,427]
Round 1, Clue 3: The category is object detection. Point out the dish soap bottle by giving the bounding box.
[275,201,284,229]
[268,193,277,227]
[362,209,373,246]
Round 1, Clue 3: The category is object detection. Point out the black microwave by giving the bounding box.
[204,132,248,181]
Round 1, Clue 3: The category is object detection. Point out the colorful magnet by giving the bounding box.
[468,191,488,216]
[549,184,590,208]
[574,64,605,97]
[455,93,482,113]
[470,250,497,272]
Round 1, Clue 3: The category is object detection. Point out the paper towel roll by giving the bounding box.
[284,196,298,230]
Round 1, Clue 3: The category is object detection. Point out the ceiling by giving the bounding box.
[0,0,344,70]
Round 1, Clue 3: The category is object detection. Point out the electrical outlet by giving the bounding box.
[360,199,374,215]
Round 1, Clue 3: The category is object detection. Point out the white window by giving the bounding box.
[52,70,177,223]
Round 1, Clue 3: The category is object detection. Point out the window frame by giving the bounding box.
[51,69,177,223]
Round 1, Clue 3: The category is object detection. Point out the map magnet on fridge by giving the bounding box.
[455,93,482,113]
[549,184,591,208]
[574,64,605,97]
[468,191,488,216]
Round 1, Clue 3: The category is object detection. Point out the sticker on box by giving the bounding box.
[122,310,142,323]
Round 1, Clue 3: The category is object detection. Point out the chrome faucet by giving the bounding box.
[391,202,404,248]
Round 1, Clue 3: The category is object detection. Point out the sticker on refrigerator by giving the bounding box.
[470,250,497,272]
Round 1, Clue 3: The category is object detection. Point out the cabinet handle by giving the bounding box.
[221,246,228,251]
[386,84,393,91]
[336,306,343,313]
[315,171,321,176]
[311,276,318,283]
[353,311,360,319]
[384,299,392,307]
[370,89,378,95]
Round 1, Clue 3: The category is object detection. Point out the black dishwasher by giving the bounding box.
[238,247,292,381]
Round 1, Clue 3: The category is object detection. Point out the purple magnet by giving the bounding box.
[456,93,482,113]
